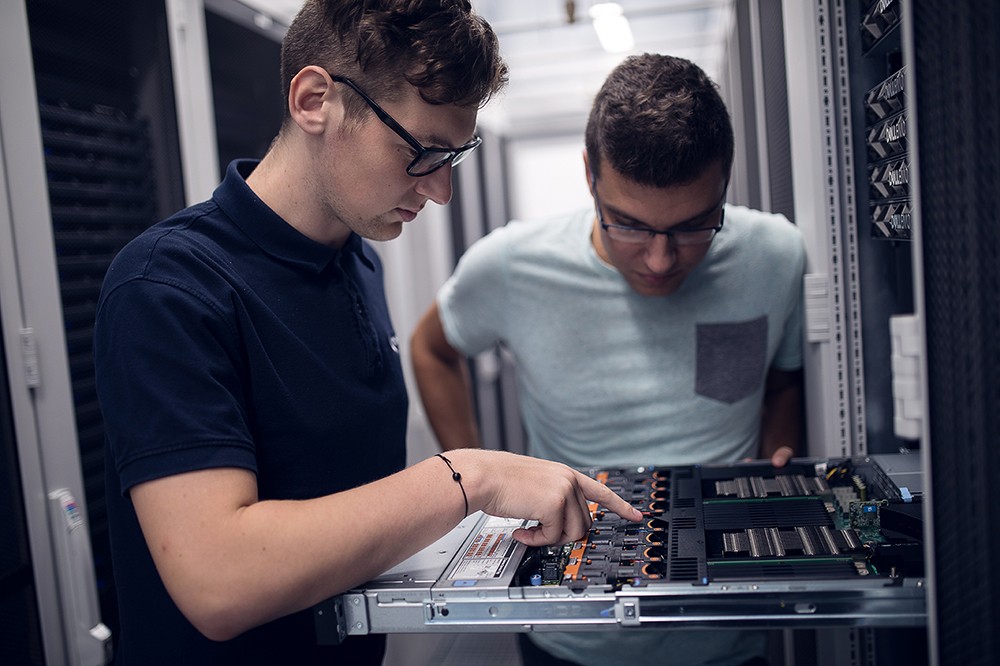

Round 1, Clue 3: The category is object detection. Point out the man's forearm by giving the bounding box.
[131,450,643,641]
[414,353,482,450]
[410,304,484,451]
[760,369,804,464]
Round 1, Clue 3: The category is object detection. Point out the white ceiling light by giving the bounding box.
[589,2,634,53]
[253,12,274,30]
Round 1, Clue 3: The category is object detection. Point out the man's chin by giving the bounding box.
[628,275,685,297]
[359,221,404,243]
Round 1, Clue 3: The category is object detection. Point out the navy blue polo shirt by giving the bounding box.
[95,159,406,664]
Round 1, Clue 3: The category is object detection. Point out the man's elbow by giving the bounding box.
[187,605,252,642]
[169,580,257,642]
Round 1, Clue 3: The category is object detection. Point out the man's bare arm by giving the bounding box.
[410,302,483,450]
[130,448,641,642]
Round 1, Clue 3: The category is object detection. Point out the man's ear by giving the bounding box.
[288,66,340,136]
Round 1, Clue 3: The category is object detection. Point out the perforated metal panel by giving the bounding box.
[911,2,1000,664]
[25,0,184,647]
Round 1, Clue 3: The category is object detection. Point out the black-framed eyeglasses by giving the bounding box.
[591,175,725,246]
[330,74,482,177]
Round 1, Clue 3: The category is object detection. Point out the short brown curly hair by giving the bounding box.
[585,54,734,188]
[280,0,508,125]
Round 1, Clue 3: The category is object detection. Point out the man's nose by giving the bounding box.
[414,163,454,206]
[644,232,676,274]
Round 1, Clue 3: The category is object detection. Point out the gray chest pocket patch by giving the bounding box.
[695,316,768,404]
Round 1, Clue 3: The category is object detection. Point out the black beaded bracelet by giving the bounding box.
[436,453,469,518]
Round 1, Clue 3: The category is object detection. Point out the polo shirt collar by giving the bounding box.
[213,159,375,274]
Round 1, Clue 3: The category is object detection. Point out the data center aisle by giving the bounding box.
[384,633,522,665]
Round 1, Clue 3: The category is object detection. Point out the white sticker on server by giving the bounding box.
[449,518,531,580]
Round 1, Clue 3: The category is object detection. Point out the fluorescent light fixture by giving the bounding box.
[253,12,274,30]
[589,2,634,53]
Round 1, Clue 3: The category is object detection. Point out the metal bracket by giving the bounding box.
[616,597,641,626]
[313,595,349,645]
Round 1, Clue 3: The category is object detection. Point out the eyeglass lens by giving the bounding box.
[604,211,723,245]
[407,139,481,177]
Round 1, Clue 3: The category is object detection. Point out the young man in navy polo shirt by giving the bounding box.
[94,2,642,663]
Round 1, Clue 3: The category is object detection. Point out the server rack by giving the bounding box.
[1,3,336,663]
[907,3,999,665]
[320,455,927,646]
[27,8,184,649]
[783,1,925,663]
[0,1,197,663]
[786,0,1000,664]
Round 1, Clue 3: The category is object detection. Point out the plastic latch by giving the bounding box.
[889,315,924,440]
[804,274,831,343]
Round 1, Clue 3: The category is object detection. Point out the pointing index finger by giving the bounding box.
[577,471,643,522]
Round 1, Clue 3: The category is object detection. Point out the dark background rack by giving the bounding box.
[25,0,186,649]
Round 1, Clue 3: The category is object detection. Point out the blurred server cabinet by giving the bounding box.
[720,0,794,222]
[0,0,200,663]
[26,4,187,654]
[907,3,1000,665]
[783,1,924,663]
[450,128,526,455]
[1,2,291,661]
[786,0,1000,664]
[202,0,284,178]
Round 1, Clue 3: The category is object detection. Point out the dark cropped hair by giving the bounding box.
[585,54,734,188]
[280,0,507,125]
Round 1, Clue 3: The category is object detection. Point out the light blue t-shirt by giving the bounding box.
[439,204,805,469]
[437,205,805,666]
